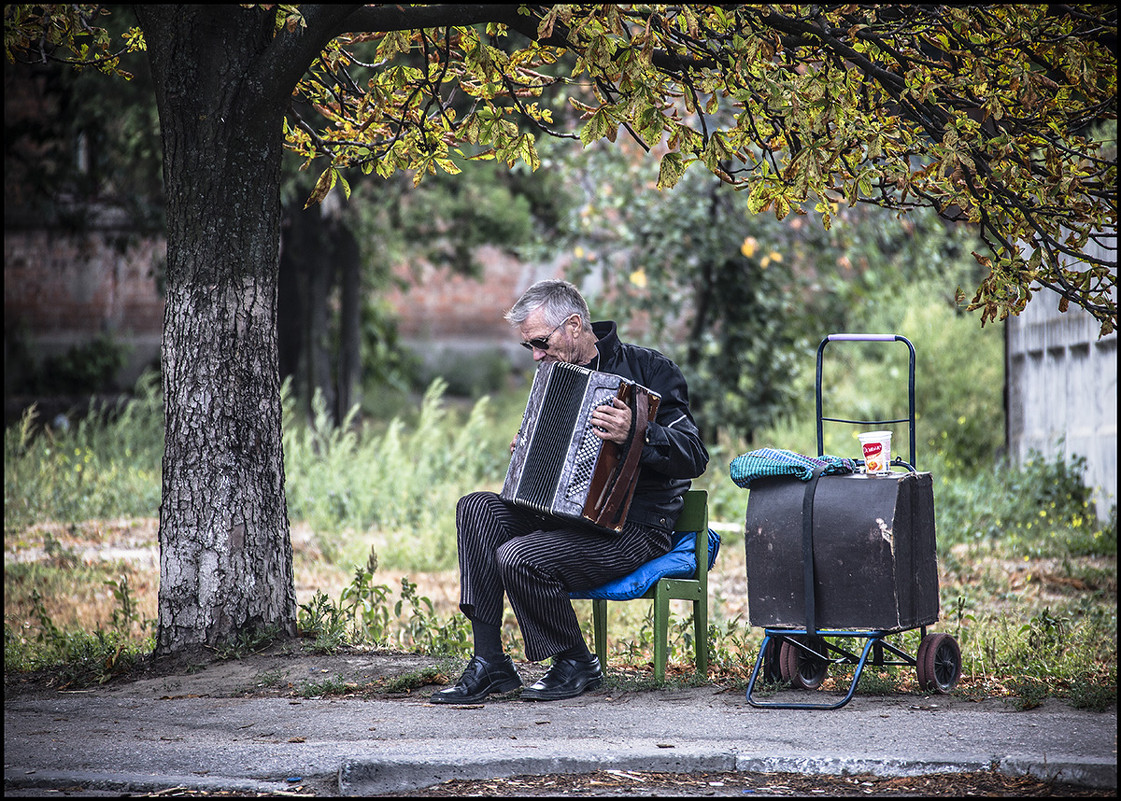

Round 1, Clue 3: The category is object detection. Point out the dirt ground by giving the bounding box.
[10,770,1105,797]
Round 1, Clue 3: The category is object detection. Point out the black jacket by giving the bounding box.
[590,321,709,532]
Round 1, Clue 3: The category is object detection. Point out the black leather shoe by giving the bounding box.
[521,655,603,701]
[430,654,522,704]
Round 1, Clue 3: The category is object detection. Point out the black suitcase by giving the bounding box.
[744,471,938,632]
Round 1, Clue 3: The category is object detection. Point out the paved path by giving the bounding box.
[4,683,1116,796]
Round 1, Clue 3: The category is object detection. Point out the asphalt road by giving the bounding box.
[4,672,1116,796]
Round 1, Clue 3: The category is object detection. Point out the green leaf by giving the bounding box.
[517,134,541,171]
[435,158,461,176]
[747,182,773,215]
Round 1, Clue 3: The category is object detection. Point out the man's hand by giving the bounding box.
[590,397,632,445]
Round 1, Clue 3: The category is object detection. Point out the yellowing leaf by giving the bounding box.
[656,152,686,190]
[304,166,336,209]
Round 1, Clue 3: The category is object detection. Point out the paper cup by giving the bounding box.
[858,431,892,475]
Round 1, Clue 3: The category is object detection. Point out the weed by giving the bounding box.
[298,591,351,654]
[393,577,470,657]
[856,668,907,695]
[255,669,285,689]
[603,667,709,694]
[950,595,976,646]
[298,673,352,698]
[1067,664,1117,713]
[338,548,392,646]
[381,666,446,694]
[213,625,284,661]
[106,574,149,636]
[295,556,472,660]
[3,589,151,687]
[1006,676,1050,711]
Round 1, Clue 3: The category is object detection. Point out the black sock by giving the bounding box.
[472,621,504,661]
[556,643,594,662]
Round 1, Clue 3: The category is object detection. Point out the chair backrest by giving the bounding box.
[675,489,709,582]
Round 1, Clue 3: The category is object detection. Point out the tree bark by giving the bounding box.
[138,6,299,653]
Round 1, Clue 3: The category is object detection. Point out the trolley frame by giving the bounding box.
[745,333,957,709]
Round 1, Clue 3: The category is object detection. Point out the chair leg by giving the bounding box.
[653,584,670,683]
[693,597,708,678]
[592,599,608,668]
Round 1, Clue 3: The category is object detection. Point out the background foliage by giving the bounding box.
[547,136,991,448]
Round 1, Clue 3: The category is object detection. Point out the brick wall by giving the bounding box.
[4,233,571,383]
[385,244,563,343]
[4,229,166,385]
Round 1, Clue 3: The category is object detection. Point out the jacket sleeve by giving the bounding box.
[636,356,709,480]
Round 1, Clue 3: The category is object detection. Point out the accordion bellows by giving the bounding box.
[501,361,660,532]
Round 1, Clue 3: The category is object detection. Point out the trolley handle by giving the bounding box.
[824,333,900,342]
[815,333,917,470]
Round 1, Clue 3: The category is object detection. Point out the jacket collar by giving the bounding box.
[590,320,621,369]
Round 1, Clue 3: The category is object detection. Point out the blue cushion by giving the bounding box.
[569,529,721,601]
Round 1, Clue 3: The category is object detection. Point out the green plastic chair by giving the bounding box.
[588,489,711,682]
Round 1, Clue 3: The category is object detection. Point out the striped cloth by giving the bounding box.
[729,447,857,489]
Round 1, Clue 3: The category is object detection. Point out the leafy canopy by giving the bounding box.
[7,4,1116,334]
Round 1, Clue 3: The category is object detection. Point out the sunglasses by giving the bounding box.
[521,318,569,351]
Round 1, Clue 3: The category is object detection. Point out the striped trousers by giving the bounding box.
[456,491,673,662]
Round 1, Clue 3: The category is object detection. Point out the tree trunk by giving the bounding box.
[139,7,297,654]
[279,202,336,420]
[335,221,362,420]
[277,214,307,404]
[306,213,336,419]
[279,197,362,424]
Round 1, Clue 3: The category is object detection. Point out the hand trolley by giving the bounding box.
[743,334,962,709]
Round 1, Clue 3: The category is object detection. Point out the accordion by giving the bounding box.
[501,361,660,532]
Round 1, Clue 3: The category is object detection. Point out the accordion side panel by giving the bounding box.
[503,363,585,515]
[501,363,552,505]
[583,383,660,529]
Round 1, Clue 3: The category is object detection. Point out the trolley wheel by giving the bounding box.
[916,632,962,693]
[761,637,784,684]
[779,636,828,690]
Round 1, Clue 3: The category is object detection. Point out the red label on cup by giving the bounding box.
[863,442,882,458]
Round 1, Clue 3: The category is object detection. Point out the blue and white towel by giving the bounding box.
[729,447,857,489]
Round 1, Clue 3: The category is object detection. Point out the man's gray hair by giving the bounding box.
[505,279,592,330]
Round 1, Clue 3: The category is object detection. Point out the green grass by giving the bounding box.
[4,372,164,534]
[282,377,511,572]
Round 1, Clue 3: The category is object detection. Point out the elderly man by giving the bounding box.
[432,279,709,703]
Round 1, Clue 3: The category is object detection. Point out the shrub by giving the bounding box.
[934,449,1116,556]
